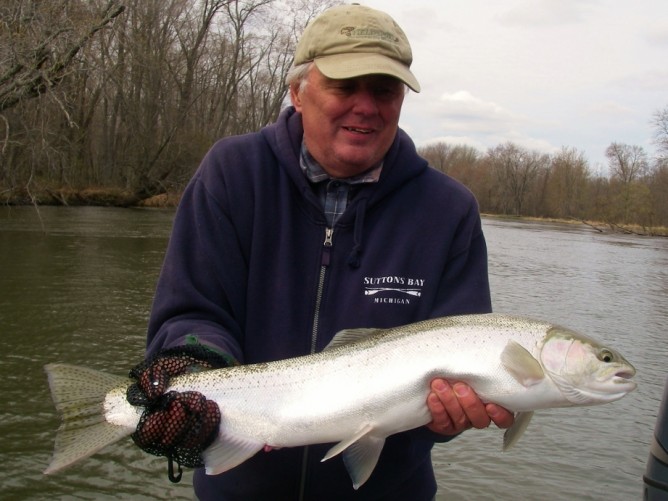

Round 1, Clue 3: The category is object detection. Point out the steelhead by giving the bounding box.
[44,313,636,489]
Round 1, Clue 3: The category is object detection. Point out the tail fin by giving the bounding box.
[44,363,136,474]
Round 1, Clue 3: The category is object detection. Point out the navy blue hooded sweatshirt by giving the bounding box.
[146,107,492,500]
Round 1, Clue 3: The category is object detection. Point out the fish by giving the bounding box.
[43,313,636,489]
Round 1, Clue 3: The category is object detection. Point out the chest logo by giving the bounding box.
[363,276,425,305]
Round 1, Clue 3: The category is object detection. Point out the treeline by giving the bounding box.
[418,128,668,232]
[2,1,667,233]
[0,0,338,203]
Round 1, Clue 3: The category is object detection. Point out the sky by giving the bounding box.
[358,0,668,172]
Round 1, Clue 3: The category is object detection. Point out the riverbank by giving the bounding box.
[3,185,667,237]
[483,213,668,237]
[1,185,180,208]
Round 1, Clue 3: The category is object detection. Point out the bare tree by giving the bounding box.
[0,0,125,112]
[651,105,668,158]
[606,142,649,184]
[649,164,668,228]
[486,143,548,216]
[0,0,125,196]
[422,143,449,173]
[546,147,590,219]
[605,142,651,224]
[111,0,242,194]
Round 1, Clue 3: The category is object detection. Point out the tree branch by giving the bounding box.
[0,2,125,112]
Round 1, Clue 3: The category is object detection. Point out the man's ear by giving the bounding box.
[290,83,303,112]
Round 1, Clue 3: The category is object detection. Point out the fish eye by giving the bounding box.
[598,349,614,363]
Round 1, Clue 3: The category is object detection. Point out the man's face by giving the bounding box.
[290,67,405,178]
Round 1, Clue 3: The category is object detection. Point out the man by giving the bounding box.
[135,4,513,500]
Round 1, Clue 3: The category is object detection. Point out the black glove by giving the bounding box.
[126,345,232,473]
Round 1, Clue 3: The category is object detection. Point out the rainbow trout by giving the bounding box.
[44,313,636,489]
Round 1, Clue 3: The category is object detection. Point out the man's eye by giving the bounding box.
[374,86,400,99]
[334,84,355,93]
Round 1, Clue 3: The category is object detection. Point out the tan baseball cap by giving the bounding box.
[294,4,421,92]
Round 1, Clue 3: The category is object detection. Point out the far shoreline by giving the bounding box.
[2,186,667,237]
[481,213,668,237]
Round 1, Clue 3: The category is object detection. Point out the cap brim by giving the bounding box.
[314,53,421,93]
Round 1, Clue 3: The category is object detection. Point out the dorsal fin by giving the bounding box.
[324,328,381,350]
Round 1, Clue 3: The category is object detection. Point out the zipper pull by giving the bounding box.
[322,227,333,266]
[324,227,333,247]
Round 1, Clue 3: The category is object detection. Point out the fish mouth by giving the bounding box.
[612,368,636,385]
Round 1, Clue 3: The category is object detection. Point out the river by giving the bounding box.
[0,207,666,500]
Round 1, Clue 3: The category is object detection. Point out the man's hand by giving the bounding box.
[126,345,231,468]
[131,390,221,468]
[426,379,514,436]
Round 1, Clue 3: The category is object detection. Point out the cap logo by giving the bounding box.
[339,26,400,43]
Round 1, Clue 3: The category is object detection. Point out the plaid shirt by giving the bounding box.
[300,143,382,227]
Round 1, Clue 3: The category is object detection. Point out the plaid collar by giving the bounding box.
[300,142,382,185]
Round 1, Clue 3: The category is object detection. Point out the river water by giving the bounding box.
[0,206,666,500]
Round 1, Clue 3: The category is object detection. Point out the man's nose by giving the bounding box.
[351,88,379,115]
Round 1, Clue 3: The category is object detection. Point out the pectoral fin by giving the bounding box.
[502,410,534,451]
[322,424,385,490]
[500,340,545,387]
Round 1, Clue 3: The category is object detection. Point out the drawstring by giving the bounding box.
[347,200,366,268]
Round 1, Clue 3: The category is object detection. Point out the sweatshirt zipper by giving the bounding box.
[310,227,333,353]
[299,226,333,500]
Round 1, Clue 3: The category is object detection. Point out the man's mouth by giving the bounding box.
[344,126,373,134]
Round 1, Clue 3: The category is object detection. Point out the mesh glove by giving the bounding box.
[126,345,233,474]
[127,344,232,405]
[132,390,221,469]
